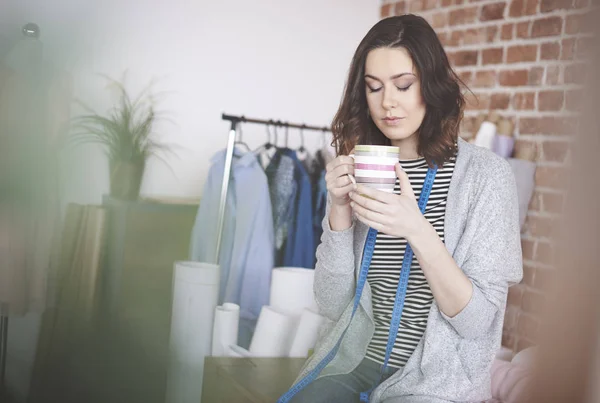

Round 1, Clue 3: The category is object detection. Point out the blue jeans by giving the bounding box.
[290,357,399,403]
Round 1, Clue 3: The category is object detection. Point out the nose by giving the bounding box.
[382,86,398,111]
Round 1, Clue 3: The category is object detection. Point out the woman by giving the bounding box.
[283,15,522,403]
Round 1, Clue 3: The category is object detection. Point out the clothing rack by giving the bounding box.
[215,113,331,263]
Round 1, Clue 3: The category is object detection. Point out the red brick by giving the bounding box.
[523,264,537,286]
[465,93,491,110]
[545,65,561,85]
[486,26,499,42]
[463,28,485,45]
[410,0,424,12]
[519,117,578,135]
[424,0,439,9]
[504,306,519,331]
[513,92,535,110]
[499,70,529,86]
[527,215,558,238]
[517,313,539,339]
[501,23,514,40]
[394,1,407,14]
[522,290,546,314]
[460,115,478,135]
[510,0,539,16]
[541,0,571,12]
[532,17,563,38]
[491,93,511,109]
[502,330,517,350]
[438,32,450,47]
[450,50,478,66]
[508,285,524,307]
[522,238,536,261]
[542,140,570,163]
[536,241,556,265]
[528,190,541,211]
[481,2,507,20]
[565,14,581,35]
[516,22,531,39]
[542,192,565,214]
[448,30,464,46]
[449,6,478,26]
[507,45,538,63]
[573,0,589,7]
[565,88,582,112]
[538,90,564,111]
[528,67,544,85]
[457,71,473,86]
[535,166,567,189]
[431,11,448,28]
[381,4,392,18]
[564,63,587,84]
[482,47,504,64]
[474,70,497,87]
[541,43,560,60]
[561,38,576,61]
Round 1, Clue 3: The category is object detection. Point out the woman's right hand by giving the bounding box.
[325,155,356,207]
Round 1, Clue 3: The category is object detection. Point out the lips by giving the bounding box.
[382,117,404,125]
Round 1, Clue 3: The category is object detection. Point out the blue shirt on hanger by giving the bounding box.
[190,148,274,339]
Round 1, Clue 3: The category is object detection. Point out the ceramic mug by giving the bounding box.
[349,145,400,193]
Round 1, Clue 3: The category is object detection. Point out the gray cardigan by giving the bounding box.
[293,139,523,402]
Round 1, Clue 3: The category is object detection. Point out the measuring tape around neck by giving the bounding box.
[278,165,438,403]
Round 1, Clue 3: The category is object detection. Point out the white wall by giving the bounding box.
[7,0,379,203]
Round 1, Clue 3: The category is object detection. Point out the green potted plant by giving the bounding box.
[70,74,173,201]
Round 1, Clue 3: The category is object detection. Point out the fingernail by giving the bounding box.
[350,202,355,208]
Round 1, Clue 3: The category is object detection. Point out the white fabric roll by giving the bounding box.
[249,305,297,357]
[211,303,240,357]
[227,344,253,357]
[270,267,318,317]
[165,261,220,403]
[289,308,325,358]
[475,121,497,150]
[507,158,537,231]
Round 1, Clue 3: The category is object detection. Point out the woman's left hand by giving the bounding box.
[349,163,426,239]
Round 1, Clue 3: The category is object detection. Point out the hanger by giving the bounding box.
[233,120,250,153]
[297,124,308,161]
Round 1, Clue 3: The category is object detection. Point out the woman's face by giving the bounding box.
[364,47,426,147]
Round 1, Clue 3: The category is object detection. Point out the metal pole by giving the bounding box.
[214,121,237,265]
[0,315,7,390]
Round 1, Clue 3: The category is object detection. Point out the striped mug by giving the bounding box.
[350,145,400,193]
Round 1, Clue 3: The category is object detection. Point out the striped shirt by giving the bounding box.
[365,155,456,368]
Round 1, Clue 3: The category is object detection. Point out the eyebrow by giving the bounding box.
[364,73,415,81]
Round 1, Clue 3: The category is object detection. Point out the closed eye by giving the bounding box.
[397,84,412,92]
[368,86,382,93]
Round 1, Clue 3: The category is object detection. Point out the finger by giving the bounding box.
[334,175,353,189]
[326,156,355,172]
[349,190,388,215]
[395,164,415,200]
[353,209,386,232]
[354,184,396,204]
[350,201,388,224]
[330,182,355,198]
[332,163,354,179]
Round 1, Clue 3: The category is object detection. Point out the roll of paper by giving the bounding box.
[270,267,318,317]
[508,158,537,231]
[211,303,240,357]
[227,344,253,357]
[475,121,497,150]
[289,308,325,358]
[165,261,220,403]
[249,305,297,357]
[492,134,515,159]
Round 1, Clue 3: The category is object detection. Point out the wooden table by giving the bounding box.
[202,357,306,403]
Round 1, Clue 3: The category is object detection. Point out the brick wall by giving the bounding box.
[380,0,592,352]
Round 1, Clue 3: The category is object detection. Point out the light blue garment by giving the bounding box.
[190,148,274,334]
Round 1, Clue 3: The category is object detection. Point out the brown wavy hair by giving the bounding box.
[331,15,466,167]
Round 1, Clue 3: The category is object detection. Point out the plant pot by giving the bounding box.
[110,161,145,201]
